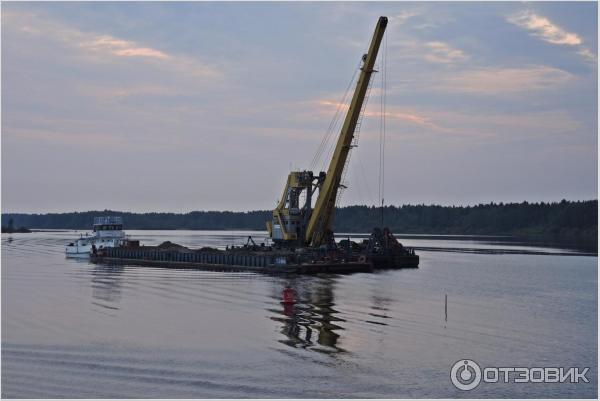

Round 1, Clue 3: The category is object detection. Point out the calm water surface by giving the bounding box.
[2,230,597,398]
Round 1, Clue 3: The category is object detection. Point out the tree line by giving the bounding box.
[2,200,596,241]
[1,218,31,233]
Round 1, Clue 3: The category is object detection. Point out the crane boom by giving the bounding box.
[305,16,387,246]
[266,16,387,248]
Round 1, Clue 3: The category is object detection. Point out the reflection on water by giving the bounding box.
[367,295,392,326]
[1,230,597,398]
[270,276,345,353]
[91,265,124,310]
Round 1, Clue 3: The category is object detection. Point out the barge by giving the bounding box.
[90,227,419,275]
[91,249,373,274]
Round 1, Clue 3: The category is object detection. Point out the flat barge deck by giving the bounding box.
[90,240,418,275]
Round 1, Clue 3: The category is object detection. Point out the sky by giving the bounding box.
[1,1,597,213]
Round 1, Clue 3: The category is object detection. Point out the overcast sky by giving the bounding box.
[2,2,597,213]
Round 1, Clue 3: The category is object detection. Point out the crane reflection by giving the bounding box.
[269,275,346,354]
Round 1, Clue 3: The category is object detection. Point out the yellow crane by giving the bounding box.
[267,16,387,247]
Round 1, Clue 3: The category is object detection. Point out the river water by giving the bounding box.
[1,230,597,398]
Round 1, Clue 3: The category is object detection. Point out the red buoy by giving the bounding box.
[282,287,296,304]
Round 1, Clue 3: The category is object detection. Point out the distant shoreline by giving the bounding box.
[2,200,596,246]
[1,227,31,234]
[3,228,596,255]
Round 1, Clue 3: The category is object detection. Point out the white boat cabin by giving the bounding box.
[65,216,126,257]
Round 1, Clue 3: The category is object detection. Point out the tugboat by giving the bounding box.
[65,216,127,257]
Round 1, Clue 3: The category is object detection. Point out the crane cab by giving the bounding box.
[267,170,324,245]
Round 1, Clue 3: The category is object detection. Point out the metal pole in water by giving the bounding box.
[445,294,448,322]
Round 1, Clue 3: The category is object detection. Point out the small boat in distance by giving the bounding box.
[65,216,127,257]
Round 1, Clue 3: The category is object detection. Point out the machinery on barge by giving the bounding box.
[265,16,417,268]
[92,16,419,273]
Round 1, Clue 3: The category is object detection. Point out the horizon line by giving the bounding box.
[2,199,597,215]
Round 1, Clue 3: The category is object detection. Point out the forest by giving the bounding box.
[2,200,596,242]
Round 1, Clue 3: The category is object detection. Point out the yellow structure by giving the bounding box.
[267,16,388,247]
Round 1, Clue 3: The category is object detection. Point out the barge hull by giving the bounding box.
[91,240,418,274]
[90,255,373,275]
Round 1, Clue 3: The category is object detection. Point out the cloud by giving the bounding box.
[426,109,582,144]
[316,100,448,132]
[2,126,126,147]
[76,84,182,101]
[391,10,420,25]
[434,65,574,94]
[3,10,220,78]
[508,10,596,64]
[424,41,467,64]
[81,35,170,60]
[313,97,581,147]
[387,108,582,144]
[385,38,468,66]
[577,48,597,64]
[508,11,582,45]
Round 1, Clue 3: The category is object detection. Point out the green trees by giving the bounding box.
[333,200,597,239]
[2,200,596,241]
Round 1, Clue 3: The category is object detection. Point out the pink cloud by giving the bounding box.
[83,35,170,60]
[508,10,596,64]
[424,41,467,64]
[316,100,447,132]
[508,11,582,46]
[435,66,574,94]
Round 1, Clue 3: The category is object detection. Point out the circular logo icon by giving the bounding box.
[451,359,481,391]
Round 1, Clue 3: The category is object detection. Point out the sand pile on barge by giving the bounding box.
[156,241,188,250]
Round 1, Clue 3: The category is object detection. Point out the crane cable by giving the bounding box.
[331,73,374,207]
[318,62,361,173]
[310,59,361,172]
[378,32,388,226]
[335,71,376,208]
